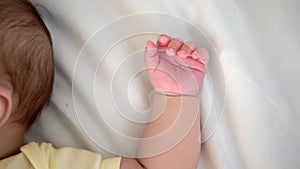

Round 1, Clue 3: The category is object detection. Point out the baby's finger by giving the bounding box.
[144,40,159,68]
[156,34,170,50]
[192,47,209,65]
[166,38,183,56]
[177,41,196,58]
[146,40,156,49]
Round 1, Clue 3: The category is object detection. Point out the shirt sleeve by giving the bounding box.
[21,142,121,169]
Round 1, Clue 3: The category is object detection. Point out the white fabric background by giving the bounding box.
[25,0,300,168]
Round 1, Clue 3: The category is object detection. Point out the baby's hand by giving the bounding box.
[144,34,209,96]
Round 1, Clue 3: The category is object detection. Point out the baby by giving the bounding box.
[0,0,54,159]
[0,0,209,169]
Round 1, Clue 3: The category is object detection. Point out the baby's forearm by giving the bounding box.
[121,94,201,169]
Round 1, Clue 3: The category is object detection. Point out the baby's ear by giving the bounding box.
[0,82,13,128]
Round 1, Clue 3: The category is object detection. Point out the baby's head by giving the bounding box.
[0,0,53,157]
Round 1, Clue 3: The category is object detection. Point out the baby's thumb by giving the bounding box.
[144,40,159,68]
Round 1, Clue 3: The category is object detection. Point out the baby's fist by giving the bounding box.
[144,34,209,96]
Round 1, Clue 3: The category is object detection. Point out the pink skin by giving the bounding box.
[144,34,209,96]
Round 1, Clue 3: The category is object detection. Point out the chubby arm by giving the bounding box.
[119,94,200,169]
[120,34,208,169]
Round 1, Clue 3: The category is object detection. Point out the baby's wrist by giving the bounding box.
[151,93,200,123]
[153,91,200,106]
[154,90,199,98]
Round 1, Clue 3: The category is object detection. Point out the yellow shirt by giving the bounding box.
[0,142,121,169]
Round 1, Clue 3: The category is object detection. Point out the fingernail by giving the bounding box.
[168,48,175,54]
[178,50,186,55]
[159,35,169,44]
[166,48,175,56]
[178,50,186,58]
[192,52,198,59]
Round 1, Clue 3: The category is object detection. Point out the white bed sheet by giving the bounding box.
[26,0,300,168]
